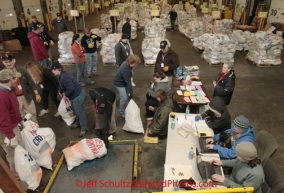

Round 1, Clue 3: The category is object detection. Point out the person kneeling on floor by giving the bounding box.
[211,142,264,193]
[89,87,117,146]
[147,89,174,139]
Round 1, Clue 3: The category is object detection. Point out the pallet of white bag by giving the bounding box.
[201,54,223,67]
[192,45,204,53]
[245,56,281,68]
[103,62,116,66]
[144,62,155,67]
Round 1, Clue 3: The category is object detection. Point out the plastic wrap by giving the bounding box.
[58,31,74,64]
[100,14,111,29]
[100,33,122,63]
[213,19,234,34]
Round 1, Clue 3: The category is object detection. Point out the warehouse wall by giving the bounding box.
[0,0,18,30]
[267,0,284,22]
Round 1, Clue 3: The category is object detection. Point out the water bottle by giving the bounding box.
[189,147,194,160]
[174,179,179,191]
[186,105,190,115]
[200,179,206,190]
[171,117,175,130]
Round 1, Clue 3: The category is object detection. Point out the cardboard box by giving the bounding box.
[3,39,22,52]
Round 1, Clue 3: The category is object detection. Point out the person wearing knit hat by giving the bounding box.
[205,115,255,159]
[196,96,231,134]
[114,33,132,67]
[210,142,264,193]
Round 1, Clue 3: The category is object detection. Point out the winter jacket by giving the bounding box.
[122,22,131,39]
[168,11,178,20]
[149,98,174,136]
[42,68,59,91]
[213,126,255,159]
[0,84,22,139]
[201,96,231,134]
[58,71,82,100]
[51,18,71,34]
[114,40,131,66]
[40,32,55,50]
[89,87,116,133]
[28,32,49,61]
[71,42,86,64]
[147,76,172,98]
[222,159,264,193]
[81,33,102,53]
[155,48,180,77]
[8,66,36,104]
[113,61,133,95]
[213,70,236,105]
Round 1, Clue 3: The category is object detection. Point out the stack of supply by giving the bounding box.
[246,31,283,66]
[161,14,171,29]
[173,4,183,11]
[187,5,197,20]
[213,19,234,34]
[117,20,138,39]
[161,3,171,14]
[244,31,255,51]
[137,6,151,29]
[232,30,246,51]
[185,19,204,41]
[144,18,166,38]
[202,34,236,64]
[91,28,108,39]
[193,33,213,50]
[202,14,213,33]
[142,38,170,64]
[58,31,74,64]
[100,14,111,29]
[100,33,121,63]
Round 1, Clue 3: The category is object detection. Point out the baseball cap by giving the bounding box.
[0,69,21,82]
[31,15,37,19]
[51,62,63,70]
[97,95,107,114]
[84,28,91,34]
[160,40,168,49]
[1,54,13,61]
[56,12,62,16]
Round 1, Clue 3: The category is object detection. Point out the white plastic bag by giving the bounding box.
[58,97,76,126]
[21,120,53,170]
[62,138,107,171]
[15,145,42,190]
[122,99,144,134]
[37,127,56,152]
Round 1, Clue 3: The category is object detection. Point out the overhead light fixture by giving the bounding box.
[36,9,41,12]
[68,3,71,6]
[6,13,13,17]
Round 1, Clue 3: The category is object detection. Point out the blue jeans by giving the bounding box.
[115,86,130,115]
[47,48,52,61]
[85,52,98,75]
[170,19,176,31]
[70,90,88,131]
[39,59,52,69]
[76,62,91,84]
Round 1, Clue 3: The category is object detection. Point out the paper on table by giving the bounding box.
[196,96,205,103]
[169,165,193,181]
[190,85,196,90]
[198,90,206,96]
[177,90,183,95]
[180,86,186,90]
[195,85,202,90]
[202,96,210,102]
[189,91,195,96]
[184,97,191,102]
[191,81,202,86]
[185,85,191,91]
[194,90,201,97]
[190,96,197,103]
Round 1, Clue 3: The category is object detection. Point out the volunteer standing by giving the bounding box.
[51,12,71,34]
[114,33,131,67]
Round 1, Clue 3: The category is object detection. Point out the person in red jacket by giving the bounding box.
[71,34,94,87]
[0,69,23,177]
[27,23,51,69]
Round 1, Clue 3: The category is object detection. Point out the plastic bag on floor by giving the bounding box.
[58,97,76,126]
[15,145,42,190]
[37,127,56,152]
[122,99,144,134]
[62,138,107,171]
[21,120,53,170]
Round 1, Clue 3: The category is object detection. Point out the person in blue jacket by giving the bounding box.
[205,115,254,159]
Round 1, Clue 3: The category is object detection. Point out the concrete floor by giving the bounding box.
[1,9,284,193]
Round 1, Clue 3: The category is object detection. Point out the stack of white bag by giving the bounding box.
[100,14,111,29]
[100,33,121,63]
[117,20,138,39]
[58,31,74,64]
[203,34,236,64]
[213,19,234,34]
[91,28,109,39]
[161,14,171,29]
[62,138,107,171]
[137,5,151,29]
[246,31,283,66]
[193,33,213,50]
[144,18,166,38]
[232,30,247,51]
[185,19,204,41]
[244,31,255,51]
[187,5,197,20]
[202,15,214,34]
[173,4,183,11]
[161,3,171,14]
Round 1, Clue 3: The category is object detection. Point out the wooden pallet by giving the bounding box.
[103,62,116,66]
[192,45,204,53]
[245,56,281,67]
[201,54,223,66]
[144,62,155,67]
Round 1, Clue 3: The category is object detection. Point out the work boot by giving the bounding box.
[78,130,88,137]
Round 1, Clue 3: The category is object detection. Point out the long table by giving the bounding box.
[163,113,223,191]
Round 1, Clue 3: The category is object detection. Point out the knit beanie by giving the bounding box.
[236,142,257,161]
[233,115,250,133]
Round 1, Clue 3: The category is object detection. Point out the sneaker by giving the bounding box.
[93,72,99,76]
[70,123,80,129]
[119,113,125,118]
[81,83,86,87]
[78,130,88,137]
[53,112,60,117]
[87,81,95,85]
[38,109,49,116]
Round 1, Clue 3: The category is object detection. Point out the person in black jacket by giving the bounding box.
[122,18,131,44]
[28,15,48,34]
[25,61,60,117]
[196,96,231,134]
[114,33,131,67]
[168,7,178,31]
[89,87,117,146]
[213,63,236,105]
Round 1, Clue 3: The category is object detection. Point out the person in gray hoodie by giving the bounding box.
[145,72,172,120]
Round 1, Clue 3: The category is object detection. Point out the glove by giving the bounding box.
[35,94,41,103]
[88,44,94,48]
[91,35,97,39]
[47,58,51,61]
[129,93,133,98]
[50,40,54,46]
[44,41,48,45]
[163,66,169,72]
[195,115,201,122]
[10,137,18,148]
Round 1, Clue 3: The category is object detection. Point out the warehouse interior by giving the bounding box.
[0,0,284,192]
